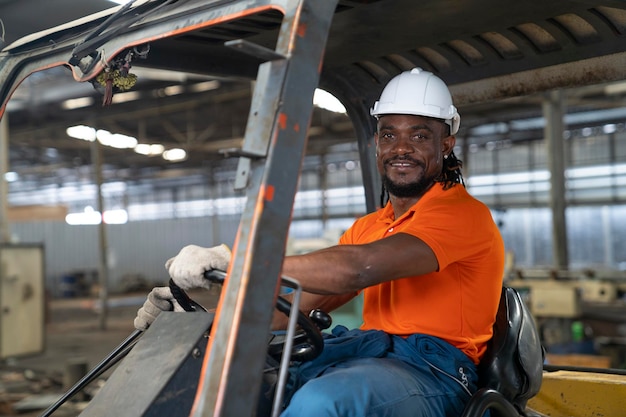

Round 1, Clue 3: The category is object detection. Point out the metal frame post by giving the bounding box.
[192,1,338,416]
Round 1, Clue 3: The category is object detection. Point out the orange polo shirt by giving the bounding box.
[339,184,504,364]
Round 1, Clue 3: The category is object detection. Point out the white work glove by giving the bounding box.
[134,286,184,331]
[165,244,231,291]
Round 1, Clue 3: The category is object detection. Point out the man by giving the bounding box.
[135,68,505,416]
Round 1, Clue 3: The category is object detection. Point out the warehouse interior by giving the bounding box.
[1,0,626,415]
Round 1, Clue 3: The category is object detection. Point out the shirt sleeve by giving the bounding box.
[401,191,498,271]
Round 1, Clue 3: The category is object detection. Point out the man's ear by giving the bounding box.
[443,134,456,154]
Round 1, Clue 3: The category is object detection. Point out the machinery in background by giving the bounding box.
[506,268,626,369]
[0,244,45,359]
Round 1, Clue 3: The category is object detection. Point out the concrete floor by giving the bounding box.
[1,288,220,417]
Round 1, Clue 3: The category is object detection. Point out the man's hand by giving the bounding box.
[165,244,231,290]
[134,286,184,330]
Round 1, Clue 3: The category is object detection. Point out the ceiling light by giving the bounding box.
[112,91,141,104]
[604,82,626,96]
[313,89,346,113]
[66,206,101,225]
[163,85,185,96]
[163,148,187,162]
[135,143,165,156]
[62,97,94,110]
[68,125,141,149]
[103,209,129,224]
[4,172,18,182]
[603,124,617,134]
[96,130,138,149]
[107,0,133,4]
[189,80,221,93]
[65,207,128,225]
[67,125,96,141]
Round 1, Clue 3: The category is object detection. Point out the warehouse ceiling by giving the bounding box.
[0,0,359,184]
[2,0,626,187]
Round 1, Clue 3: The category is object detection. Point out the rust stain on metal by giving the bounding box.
[298,23,307,37]
[278,113,287,130]
[265,185,275,202]
[451,54,626,105]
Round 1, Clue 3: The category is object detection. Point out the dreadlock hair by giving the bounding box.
[436,149,465,190]
[379,150,465,207]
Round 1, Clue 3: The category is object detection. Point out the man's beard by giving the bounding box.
[382,172,436,198]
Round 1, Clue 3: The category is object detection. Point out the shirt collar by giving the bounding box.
[376,183,449,224]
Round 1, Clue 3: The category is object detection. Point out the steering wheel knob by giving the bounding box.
[309,309,332,330]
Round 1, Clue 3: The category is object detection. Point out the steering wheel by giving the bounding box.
[169,270,330,363]
[268,296,329,362]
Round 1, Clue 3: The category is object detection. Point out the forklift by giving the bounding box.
[2,0,626,415]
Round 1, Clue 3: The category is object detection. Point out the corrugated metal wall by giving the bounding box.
[11,215,241,296]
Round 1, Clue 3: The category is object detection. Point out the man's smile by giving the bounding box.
[390,161,415,168]
[385,156,422,171]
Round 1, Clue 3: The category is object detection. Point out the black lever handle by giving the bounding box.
[309,309,332,330]
[168,278,209,313]
[203,269,227,284]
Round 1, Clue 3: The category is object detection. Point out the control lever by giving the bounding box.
[200,269,332,331]
[204,269,227,284]
[309,309,332,330]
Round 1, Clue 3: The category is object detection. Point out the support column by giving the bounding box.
[91,139,109,330]
[0,114,9,243]
[543,90,569,269]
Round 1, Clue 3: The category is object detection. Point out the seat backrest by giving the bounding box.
[478,287,544,412]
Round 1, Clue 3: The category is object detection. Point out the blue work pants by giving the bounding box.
[280,326,478,417]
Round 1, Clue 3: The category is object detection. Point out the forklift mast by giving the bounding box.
[186,2,339,416]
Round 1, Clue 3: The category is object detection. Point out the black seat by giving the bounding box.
[460,287,544,417]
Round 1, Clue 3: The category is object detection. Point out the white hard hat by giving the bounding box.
[370,68,460,135]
